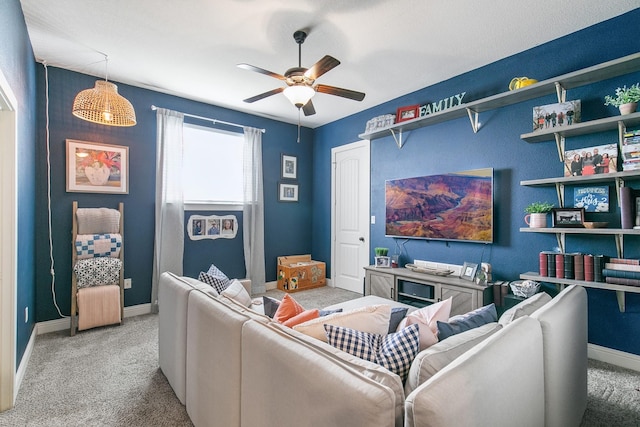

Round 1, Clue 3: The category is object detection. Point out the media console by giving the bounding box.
[363,266,491,316]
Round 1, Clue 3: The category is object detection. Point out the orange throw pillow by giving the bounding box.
[273,294,305,323]
[283,309,320,327]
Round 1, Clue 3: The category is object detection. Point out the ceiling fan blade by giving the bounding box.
[243,87,284,103]
[302,100,316,116]
[237,63,286,81]
[315,84,365,101]
[304,56,340,80]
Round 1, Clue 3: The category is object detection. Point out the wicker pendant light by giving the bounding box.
[72,57,136,127]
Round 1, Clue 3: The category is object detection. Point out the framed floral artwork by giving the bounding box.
[66,139,129,194]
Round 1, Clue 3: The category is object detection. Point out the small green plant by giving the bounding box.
[524,202,555,214]
[604,83,640,107]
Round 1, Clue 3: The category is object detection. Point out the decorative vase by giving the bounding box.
[619,102,638,115]
[84,164,111,185]
[524,213,547,228]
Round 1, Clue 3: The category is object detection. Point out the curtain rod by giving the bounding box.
[151,105,266,133]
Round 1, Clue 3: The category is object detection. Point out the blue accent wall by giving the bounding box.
[0,0,37,367]
[34,66,314,321]
[313,10,640,355]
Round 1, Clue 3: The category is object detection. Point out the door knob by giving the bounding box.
[359,237,365,242]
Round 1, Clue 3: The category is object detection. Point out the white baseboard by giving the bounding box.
[588,343,640,372]
[14,325,36,400]
[36,303,152,335]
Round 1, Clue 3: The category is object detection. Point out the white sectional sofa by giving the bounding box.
[158,271,587,427]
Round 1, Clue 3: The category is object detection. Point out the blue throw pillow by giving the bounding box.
[324,323,419,381]
[388,307,409,334]
[437,303,498,341]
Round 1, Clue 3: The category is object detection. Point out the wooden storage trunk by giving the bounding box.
[277,255,326,292]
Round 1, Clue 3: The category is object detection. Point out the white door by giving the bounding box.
[0,68,17,411]
[331,140,370,293]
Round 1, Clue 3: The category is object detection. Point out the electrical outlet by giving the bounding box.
[25,307,28,323]
[124,278,132,289]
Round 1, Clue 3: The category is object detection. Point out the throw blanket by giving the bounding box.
[75,234,122,259]
[77,284,121,331]
[76,207,120,234]
[74,257,122,288]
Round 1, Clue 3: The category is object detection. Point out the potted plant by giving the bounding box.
[604,83,640,115]
[524,202,554,228]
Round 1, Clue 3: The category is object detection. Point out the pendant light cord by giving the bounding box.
[43,61,67,318]
[297,108,301,143]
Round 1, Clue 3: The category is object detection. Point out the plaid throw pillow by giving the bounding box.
[324,323,419,381]
[198,271,230,294]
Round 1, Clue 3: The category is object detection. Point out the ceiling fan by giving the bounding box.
[238,30,365,116]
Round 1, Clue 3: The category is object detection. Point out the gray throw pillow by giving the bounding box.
[388,307,409,334]
[437,303,497,340]
[263,296,280,318]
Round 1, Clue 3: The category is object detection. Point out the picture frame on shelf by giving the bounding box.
[66,139,128,194]
[281,154,297,179]
[532,100,581,132]
[278,182,298,202]
[573,186,609,212]
[460,262,478,281]
[551,208,585,228]
[396,105,420,123]
[375,256,391,268]
[563,143,618,177]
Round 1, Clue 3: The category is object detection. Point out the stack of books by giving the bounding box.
[603,258,640,287]
[621,129,640,171]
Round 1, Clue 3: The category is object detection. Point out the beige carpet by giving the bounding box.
[1,285,638,426]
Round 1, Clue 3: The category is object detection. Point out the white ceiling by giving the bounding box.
[20,0,639,128]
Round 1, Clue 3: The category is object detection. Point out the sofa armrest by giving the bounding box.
[405,317,544,427]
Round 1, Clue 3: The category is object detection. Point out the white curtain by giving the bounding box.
[151,108,185,313]
[242,127,266,294]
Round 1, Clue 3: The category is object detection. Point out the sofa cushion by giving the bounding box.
[404,322,502,396]
[397,298,452,350]
[263,296,280,318]
[325,324,420,381]
[319,308,343,317]
[198,271,230,294]
[273,293,306,323]
[293,304,391,343]
[221,279,252,307]
[180,276,219,297]
[499,291,552,326]
[437,303,497,340]
[283,309,320,327]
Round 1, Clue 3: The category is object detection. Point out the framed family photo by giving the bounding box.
[460,262,478,281]
[279,182,298,202]
[66,139,128,194]
[281,154,297,179]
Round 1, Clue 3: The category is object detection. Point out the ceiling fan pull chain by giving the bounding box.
[297,108,301,143]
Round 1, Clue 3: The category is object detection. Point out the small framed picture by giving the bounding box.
[396,105,420,123]
[460,262,478,281]
[375,256,391,268]
[551,208,585,228]
[279,182,298,202]
[281,154,297,179]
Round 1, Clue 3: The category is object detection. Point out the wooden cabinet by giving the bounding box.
[365,269,395,300]
[364,266,489,316]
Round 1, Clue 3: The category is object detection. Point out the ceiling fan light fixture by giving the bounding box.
[72,80,137,127]
[283,85,315,108]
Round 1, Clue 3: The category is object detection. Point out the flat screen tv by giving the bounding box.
[385,168,493,243]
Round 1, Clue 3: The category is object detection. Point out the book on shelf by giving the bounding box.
[584,254,594,282]
[555,254,565,279]
[574,253,584,281]
[604,262,640,272]
[539,252,548,277]
[605,276,640,287]
[594,255,608,282]
[609,258,640,265]
[547,252,556,278]
[602,268,640,280]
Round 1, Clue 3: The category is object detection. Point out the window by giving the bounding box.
[182,123,244,209]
